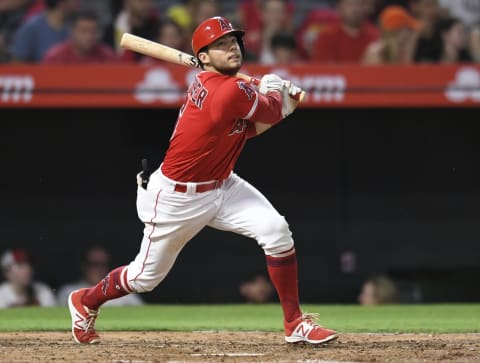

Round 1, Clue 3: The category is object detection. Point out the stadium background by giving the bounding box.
[2,106,479,304]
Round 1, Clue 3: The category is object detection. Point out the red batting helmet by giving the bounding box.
[191,16,245,56]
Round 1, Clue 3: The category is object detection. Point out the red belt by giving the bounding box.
[174,180,223,193]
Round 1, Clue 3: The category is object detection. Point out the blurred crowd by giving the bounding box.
[0,0,479,65]
[0,247,144,308]
[0,245,400,307]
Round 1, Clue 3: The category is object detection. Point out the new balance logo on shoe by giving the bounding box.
[284,313,338,344]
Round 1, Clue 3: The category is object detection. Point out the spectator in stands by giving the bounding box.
[470,22,480,62]
[239,274,275,303]
[42,9,118,63]
[140,18,187,66]
[0,0,45,62]
[409,0,444,63]
[362,0,411,23]
[103,0,159,63]
[80,0,112,31]
[311,0,379,63]
[10,0,80,63]
[362,5,421,64]
[239,0,295,61]
[165,0,196,35]
[295,7,339,60]
[267,31,300,64]
[190,0,221,33]
[56,245,144,306]
[0,248,56,308]
[431,16,473,63]
[437,0,480,30]
[358,274,398,305]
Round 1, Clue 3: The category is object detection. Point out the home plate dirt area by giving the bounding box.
[0,331,479,362]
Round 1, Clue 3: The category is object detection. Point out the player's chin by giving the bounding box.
[220,63,241,76]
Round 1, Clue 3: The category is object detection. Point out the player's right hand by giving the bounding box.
[259,74,284,95]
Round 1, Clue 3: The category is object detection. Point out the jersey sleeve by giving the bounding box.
[211,79,283,124]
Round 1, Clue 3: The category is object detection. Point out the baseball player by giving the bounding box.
[68,16,338,345]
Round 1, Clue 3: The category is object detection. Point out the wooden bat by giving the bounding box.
[120,32,305,103]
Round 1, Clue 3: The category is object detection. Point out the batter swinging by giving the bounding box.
[68,16,338,345]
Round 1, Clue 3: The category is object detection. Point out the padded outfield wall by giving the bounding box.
[1,107,479,303]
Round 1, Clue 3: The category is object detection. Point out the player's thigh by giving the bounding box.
[209,174,292,244]
[129,188,219,290]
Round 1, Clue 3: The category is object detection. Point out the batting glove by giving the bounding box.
[280,80,301,118]
[259,74,284,95]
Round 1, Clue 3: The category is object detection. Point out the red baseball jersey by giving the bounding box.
[161,71,283,182]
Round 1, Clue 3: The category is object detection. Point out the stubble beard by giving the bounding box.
[211,58,242,76]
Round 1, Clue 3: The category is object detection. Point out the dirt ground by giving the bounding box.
[0,331,479,363]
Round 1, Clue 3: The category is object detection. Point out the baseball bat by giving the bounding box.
[120,32,305,102]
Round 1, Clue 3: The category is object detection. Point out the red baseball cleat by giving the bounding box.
[284,313,338,344]
[68,288,101,344]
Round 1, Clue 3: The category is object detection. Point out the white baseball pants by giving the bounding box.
[125,167,294,293]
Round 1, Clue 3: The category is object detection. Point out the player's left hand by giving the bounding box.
[280,80,301,118]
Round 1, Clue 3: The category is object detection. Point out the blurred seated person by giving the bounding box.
[56,245,143,306]
[0,249,56,308]
[0,0,46,63]
[166,0,222,44]
[433,16,473,63]
[410,0,444,63]
[190,0,221,35]
[239,274,274,303]
[362,5,421,64]
[358,274,398,305]
[104,0,159,63]
[42,9,118,63]
[470,22,480,62]
[166,0,193,33]
[295,7,339,60]
[437,0,480,30]
[311,0,379,63]
[242,0,294,62]
[140,18,187,66]
[10,0,80,63]
[263,31,300,65]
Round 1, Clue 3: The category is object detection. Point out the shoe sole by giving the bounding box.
[285,333,338,344]
[68,290,100,345]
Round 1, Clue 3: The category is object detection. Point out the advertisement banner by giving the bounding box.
[1,64,479,108]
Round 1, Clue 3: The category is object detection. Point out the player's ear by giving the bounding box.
[197,51,210,65]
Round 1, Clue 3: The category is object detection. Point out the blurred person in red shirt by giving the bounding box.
[239,0,294,61]
[42,9,118,63]
[311,0,379,63]
[295,7,339,61]
[362,5,421,64]
[140,17,187,66]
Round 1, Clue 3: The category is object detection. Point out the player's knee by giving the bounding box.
[128,274,166,293]
[258,216,294,255]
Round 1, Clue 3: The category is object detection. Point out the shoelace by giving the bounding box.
[301,312,321,327]
[84,309,99,332]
